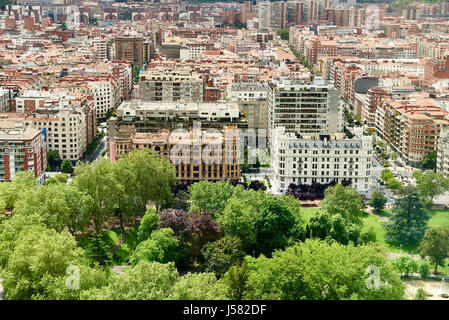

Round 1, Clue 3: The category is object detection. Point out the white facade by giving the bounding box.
[226,83,267,102]
[272,127,373,194]
[89,80,119,119]
[0,89,9,112]
[437,128,449,177]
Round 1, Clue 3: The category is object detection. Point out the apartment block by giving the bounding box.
[227,82,268,130]
[108,100,243,138]
[111,125,241,185]
[114,37,151,66]
[0,121,46,183]
[139,67,203,103]
[272,127,373,194]
[267,78,341,150]
[379,97,449,167]
[0,89,10,112]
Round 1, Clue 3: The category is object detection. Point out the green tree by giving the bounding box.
[116,149,176,214]
[369,191,387,213]
[244,239,404,300]
[422,151,437,170]
[133,64,140,83]
[358,227,377,244]
[320,184,364,225]
[2,225,85,300]
[169,273,228,300]
[277,28,289,40]
[414,288,428,300]
[137,208,159,243]
[130,228,179,266]
[12,183,93,235]
[201,236,245,277]
[0,213,44,269]
[253,196,304,256]
[188,180,237,215]
[418,226,449,274]
[418,260,431,279]
[223,260,250,300]
[413,170,449,205]
[217,198,257,250]
[385,186,430,246]
[0,171,36,211]
[85,232,113,267]
[391,255,419,277]
[47,150,60,169]
[73,159,121,232]
[61,159,73,173]
[81,261,179,300]
[307,211,360,245]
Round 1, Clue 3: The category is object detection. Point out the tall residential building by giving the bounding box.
[437,128,449,177]
[111,125,241,185]
[258,0,287,30]
[378,97,449,167]
[267,78,341,150]
[271,126,373,194]
[0,121,46,183]
[139,67,203,103]
[114,37,151,66]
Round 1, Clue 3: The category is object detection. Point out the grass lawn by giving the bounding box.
[428,210,449,228]
[112,224,139,265]
[299,207,320,223]
[78,224,139,266]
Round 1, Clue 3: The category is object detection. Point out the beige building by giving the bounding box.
[112,125,241,185]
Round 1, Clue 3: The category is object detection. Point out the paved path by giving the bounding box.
[110,265,130,275]
[110,231,129,254]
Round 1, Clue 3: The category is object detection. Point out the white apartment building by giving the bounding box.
[116,100,240,122]
[88,80,120,119]
[92,37,108,61]
[437,128,449,177]
[179,43,209,60]
[272,127,373,194]
[226,82,267,102]
[267,77,341,150]
[22,99,96,161]
[0,89,9,112]
[227,82,268,129]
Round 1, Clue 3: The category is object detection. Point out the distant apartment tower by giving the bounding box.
[0,121,46,183]
[258,0,287,30]
[139,67,203,103]
[267,78,341,150]
[114,37,151,66]
[437,128,449,177]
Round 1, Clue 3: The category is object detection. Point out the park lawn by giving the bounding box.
[361,212,419,254]
[78,224,139,266]
[299,207,320,223]
[112,224,139,265]
[428,210,449,228]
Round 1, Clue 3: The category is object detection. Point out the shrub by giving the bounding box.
[418,260,431,279]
